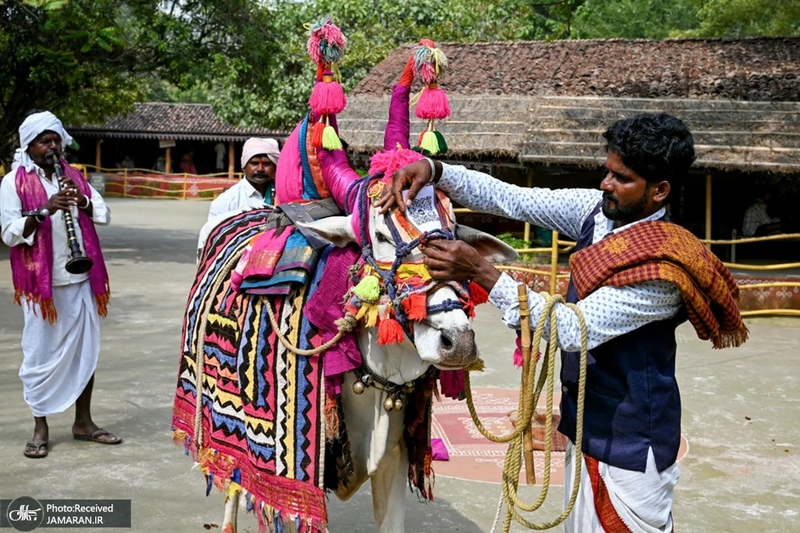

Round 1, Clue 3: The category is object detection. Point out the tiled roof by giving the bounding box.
[351,37,800,101]
[70,103,288,141]
[339,37,800,173]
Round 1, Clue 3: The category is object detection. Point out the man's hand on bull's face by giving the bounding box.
[377,159,436,214]
[422,239,502,292]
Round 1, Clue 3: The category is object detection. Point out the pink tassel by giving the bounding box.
[418,63,437,84]
[415,85,450,120]
[513,336,523,367]
[369,148,424,181]
[309,74,347,116]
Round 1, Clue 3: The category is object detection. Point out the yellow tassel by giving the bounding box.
[226,481,242,500]
[420,130,439,154]
[365,304,379,327]
[465,358,485,372]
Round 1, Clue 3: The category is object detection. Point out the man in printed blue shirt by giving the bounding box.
[378,113,747,533]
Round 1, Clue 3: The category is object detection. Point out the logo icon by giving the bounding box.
[6,497,44,531]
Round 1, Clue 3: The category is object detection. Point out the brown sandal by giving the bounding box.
[72,428,122,445]
[24,439,49,458]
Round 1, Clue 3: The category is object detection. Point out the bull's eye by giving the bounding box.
[375,232,391,244]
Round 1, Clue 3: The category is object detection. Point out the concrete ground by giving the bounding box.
[0,198,798,532]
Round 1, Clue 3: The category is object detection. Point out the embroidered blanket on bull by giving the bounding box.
[173,208,329,532]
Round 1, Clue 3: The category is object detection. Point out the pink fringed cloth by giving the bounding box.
[10,161,110,323]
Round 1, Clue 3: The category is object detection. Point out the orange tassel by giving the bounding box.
[461,299,475,320]
[402,293,427,321]
[311,120,326,148]
[378,317,405,345]
[468,282,489,305]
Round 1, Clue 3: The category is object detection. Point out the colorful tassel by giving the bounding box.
[311,120,326,148]
[307,17,347,65]
[353,274,380,301]
[419,130,440,155]
[378,316,405,345]
[402,292,428,321]
[468,281,489,305]
[309,71,347,116]
[433,130,448,154]
[322,122,343,151]
[365,303,380,327]
[415,84,451,120]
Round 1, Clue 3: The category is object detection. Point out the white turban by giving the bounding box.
[15,111,73,172]
[241,137,280,169]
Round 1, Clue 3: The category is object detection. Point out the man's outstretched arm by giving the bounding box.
[378,159,601,241]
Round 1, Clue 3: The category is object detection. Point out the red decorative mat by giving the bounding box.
[432,387,689,485]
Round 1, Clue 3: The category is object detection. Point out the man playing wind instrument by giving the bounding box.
[378,112,747,532]
[1,111,119,459]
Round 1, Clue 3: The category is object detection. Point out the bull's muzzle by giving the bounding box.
[438,329,477,368]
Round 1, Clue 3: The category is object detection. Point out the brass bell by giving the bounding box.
[393,398,404,411]
[353,381,366,395]
[384,397,395,411]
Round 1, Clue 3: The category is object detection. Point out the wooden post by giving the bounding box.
[182,173,188,200]
[228,141,235,179]
[523,171,533,244]
[123,168,128,198]
[550,231,560,295]
[517,284,536,485]
[165,146,172,174]
[705,174,712,249]
[94,138,102,170]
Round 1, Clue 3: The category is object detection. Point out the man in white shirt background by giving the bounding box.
[207,137,280,221]
[1,110,120,459]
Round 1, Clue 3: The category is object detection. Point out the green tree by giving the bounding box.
[572,0,700,39]
[692,0,800,37]
[0,0,276,164]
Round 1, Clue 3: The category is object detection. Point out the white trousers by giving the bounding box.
[563,442,679,533]
[19,280,100,417]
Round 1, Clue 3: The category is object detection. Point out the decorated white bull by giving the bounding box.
[173,26,517,533]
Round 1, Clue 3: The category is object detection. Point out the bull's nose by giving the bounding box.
[439,329,477,367]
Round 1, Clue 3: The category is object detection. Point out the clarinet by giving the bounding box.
[53,159,94,274]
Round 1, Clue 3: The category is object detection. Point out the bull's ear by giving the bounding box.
[299,215,356,248]
[456,224,519,264]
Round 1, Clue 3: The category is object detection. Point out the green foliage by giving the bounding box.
[690,0,800,38]
[496,232,531,250]
[572,0,700,39]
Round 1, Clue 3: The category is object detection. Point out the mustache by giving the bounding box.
[251,172,270,179]
[602,192,618,203]
[44,150,61,163]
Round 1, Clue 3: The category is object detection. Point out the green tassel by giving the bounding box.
[353,275,381,301]
[433,130,448,154]
[322,125,343,150]
[419,130,439,155]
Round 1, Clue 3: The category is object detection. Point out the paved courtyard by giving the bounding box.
[0,198,798,532]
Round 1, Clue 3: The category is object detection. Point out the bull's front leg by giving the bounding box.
[370,441,409,533]
[221,489,240,533]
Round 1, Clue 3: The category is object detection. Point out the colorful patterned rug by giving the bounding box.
[174,208,329,532]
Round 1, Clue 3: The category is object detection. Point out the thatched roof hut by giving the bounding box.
[338,37,800,174]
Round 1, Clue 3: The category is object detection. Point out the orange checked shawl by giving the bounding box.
[570,221,748,349]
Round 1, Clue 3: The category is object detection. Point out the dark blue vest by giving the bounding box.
[558,202,685,473]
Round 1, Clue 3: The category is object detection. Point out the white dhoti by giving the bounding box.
[19,280,100,417]
[563,442,680,533]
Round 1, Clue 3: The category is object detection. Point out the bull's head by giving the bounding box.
[303,180,517,385]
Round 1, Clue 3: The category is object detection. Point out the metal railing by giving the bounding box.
[77,164,240,200]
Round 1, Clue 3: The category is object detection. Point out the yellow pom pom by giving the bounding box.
[353,275,381,301]
[322,125,343,150]
[420,130,439,155]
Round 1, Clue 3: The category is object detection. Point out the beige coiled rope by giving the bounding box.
[464,286,588,532]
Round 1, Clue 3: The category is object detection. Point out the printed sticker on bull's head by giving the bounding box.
[301,182,518,385]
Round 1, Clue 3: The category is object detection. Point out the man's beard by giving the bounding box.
[601,190,649,222]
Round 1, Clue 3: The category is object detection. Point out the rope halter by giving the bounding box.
[343,174,486,346]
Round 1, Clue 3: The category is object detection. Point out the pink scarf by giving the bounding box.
[11,160,110,323]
